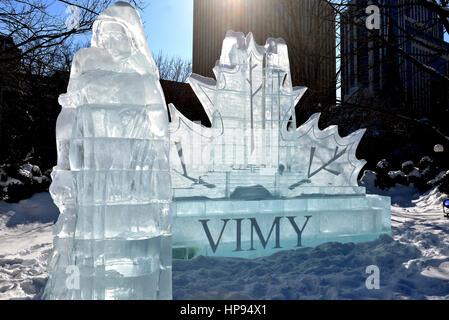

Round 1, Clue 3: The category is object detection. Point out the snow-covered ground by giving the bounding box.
[1,188,449,300]
[0,193,57,299]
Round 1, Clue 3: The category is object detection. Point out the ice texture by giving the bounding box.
[43,2,172,299]
[169,31,391,258]
[170,31,366,199]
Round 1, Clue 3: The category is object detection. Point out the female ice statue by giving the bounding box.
[44,2,172,299]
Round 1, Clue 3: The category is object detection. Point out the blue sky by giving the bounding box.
[141,0,193,61]
[52,0,447,62]
[136,1,449,62]
[47,0,194,60]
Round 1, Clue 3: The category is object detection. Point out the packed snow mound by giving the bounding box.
[410,187,447,212]
[1,187,449,300]
[0,164,51,203]
[173,235,426,300]
[0,209,53,300]
[361,154,448,197]
[172,187,449,300]
[360,170,421,207]
[0,193,59,228]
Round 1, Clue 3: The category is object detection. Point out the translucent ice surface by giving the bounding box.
[170,31,367,199]
[169,31,391,259]
[44,2,172,299]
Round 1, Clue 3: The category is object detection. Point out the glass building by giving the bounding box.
[341,0,449,117]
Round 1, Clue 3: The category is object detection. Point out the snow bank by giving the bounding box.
[173,235,425,299]
[0,164,51,203]
[0,192,59,227]
[0,211,53,299]
[360,170,421,207]
[1,188,449,300]
[172,187,449,300]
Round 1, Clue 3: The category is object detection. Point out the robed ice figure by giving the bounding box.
[43,2,172,300]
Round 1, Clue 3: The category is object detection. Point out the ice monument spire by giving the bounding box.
[44,2,172,299]
[169,31,367,199]
[169,31,390,259]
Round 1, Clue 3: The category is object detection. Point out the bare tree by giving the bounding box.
[154,50,192,82]
[0,0,144,76]
[336,1,448,139]
[0,0,147,167]
[271,0,449,170]
[281,0,448,132]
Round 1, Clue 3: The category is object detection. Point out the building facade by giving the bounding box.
[193,0,336,110]
[341,0,449,117]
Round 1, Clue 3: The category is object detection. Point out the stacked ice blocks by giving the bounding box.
[172,192,390,259]
[44,2,172,299]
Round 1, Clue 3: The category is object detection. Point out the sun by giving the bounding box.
[221,0,245,17]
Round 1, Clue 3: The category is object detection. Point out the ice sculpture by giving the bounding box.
[169,31,391,259]
[44,2,172,299]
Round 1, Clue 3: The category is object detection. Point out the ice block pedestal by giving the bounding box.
[172,189,390,259]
